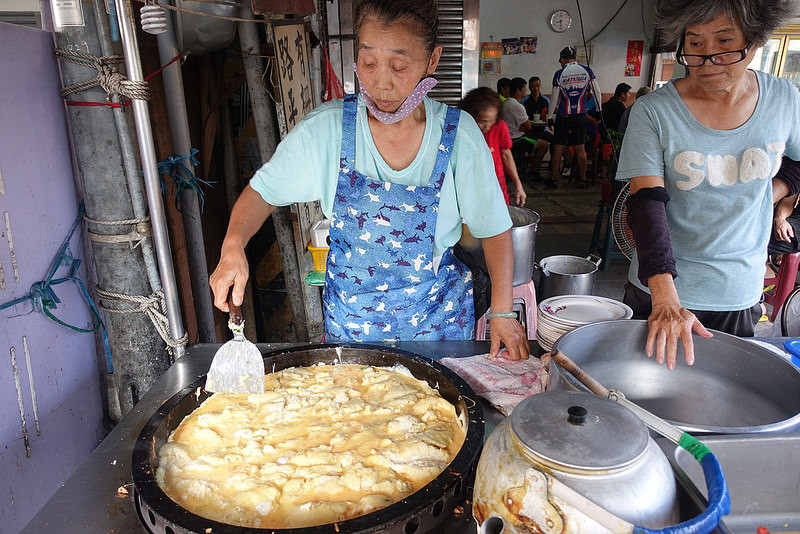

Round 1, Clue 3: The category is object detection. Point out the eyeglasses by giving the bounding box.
[676,40,753,67]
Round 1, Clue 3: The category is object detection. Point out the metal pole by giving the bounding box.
[90,0,163,293]
[155,8,216,343]
[50,0,173,421]
[115,0,186,357]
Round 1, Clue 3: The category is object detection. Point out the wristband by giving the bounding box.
[487,311,517,320]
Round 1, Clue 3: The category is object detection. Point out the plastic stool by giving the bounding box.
[764,252,800,322]
[475,279,537,341]
[588,201,626,271]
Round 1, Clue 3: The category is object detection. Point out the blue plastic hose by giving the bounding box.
[633,442,730,534]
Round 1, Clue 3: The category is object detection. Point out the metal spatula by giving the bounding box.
[205,294,265,394]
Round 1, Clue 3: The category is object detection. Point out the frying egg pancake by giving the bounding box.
[156,364,465,528]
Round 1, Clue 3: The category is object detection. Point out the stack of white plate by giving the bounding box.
[537,295,633,352]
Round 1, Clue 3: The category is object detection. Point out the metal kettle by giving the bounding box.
[473,390,679,533]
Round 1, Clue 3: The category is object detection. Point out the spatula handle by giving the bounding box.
[227,290,243,326]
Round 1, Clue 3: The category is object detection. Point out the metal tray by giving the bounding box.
[659,434,800,533]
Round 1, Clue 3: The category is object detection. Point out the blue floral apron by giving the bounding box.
[323,95,474,341]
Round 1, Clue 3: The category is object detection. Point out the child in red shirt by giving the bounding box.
[460,88,526,206]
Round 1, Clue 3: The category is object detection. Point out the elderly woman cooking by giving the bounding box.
[209,0,529,359]
[616,0,800,369]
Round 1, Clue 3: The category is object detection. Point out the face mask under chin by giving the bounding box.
[353,63,438,125]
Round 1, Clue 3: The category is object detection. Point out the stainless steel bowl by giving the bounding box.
[549,320,800,434]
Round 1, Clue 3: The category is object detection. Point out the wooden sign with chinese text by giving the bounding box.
[272,20,322,254]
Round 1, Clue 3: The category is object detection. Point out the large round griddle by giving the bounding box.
[132,344,484,534]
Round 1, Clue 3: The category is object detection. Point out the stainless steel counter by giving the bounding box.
[21,341,497,534]
[23,338,797,533]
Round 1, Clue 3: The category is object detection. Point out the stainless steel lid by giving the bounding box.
[510,390,648,471]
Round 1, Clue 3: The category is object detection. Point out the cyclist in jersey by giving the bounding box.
[548,46,603,189]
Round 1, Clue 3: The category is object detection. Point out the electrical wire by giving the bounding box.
[584,0,631,44]
[640,0,653,49]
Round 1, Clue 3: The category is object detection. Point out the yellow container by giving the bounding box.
[307,244,329,271]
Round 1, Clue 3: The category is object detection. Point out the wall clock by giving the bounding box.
[549,9,572,33]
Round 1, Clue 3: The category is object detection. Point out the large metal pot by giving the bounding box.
[550,320,800,434]
[458,206,540,286]
[536,254,602,300]
[473,390,679,532]
[131,344,484,534]
[508,206,540,286]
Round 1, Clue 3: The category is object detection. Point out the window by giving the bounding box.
[750,25,800,89]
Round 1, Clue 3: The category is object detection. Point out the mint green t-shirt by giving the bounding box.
[616,70,800,311]
[249,95,511,259]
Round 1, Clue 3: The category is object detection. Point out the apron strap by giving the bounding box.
[430,106,461,187]
[340,94,358,170]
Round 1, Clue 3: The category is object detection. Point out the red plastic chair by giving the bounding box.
[764,252,800,321]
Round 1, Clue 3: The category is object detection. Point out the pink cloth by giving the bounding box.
[440,354,549,416]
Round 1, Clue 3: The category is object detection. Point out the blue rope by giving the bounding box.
[0,204,114,373]
[156,148,214,214]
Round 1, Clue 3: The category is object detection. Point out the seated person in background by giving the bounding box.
[460,87,527,207]
[601,82,631,133]
[501,77,548,181]
[584,94,601,144]
[618,86,653,134]
[523,76,554,146]
[768,158,800,275]
[497,77,511,102]
[523,76,550,123]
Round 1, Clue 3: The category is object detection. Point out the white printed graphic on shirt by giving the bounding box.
[672,142,785,190]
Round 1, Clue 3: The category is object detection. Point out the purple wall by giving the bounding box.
[0,21,105,533]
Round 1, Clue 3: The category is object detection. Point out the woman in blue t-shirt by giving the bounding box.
[616,0,800,369]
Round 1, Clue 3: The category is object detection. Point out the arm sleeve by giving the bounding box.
[626,187,678,285]
[774,157,800,196]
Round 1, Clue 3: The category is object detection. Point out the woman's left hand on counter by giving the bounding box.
[489,317,530,360]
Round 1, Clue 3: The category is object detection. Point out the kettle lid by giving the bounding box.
[509,390,649,470]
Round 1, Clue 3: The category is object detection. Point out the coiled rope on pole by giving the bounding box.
[84,214,152,249]
[95,287,188,357]
[54,49,151,101]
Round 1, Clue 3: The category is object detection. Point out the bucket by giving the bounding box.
[536,254,602,300]
[457,206,540,286]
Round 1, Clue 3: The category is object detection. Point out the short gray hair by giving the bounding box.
[653,0,795,49]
